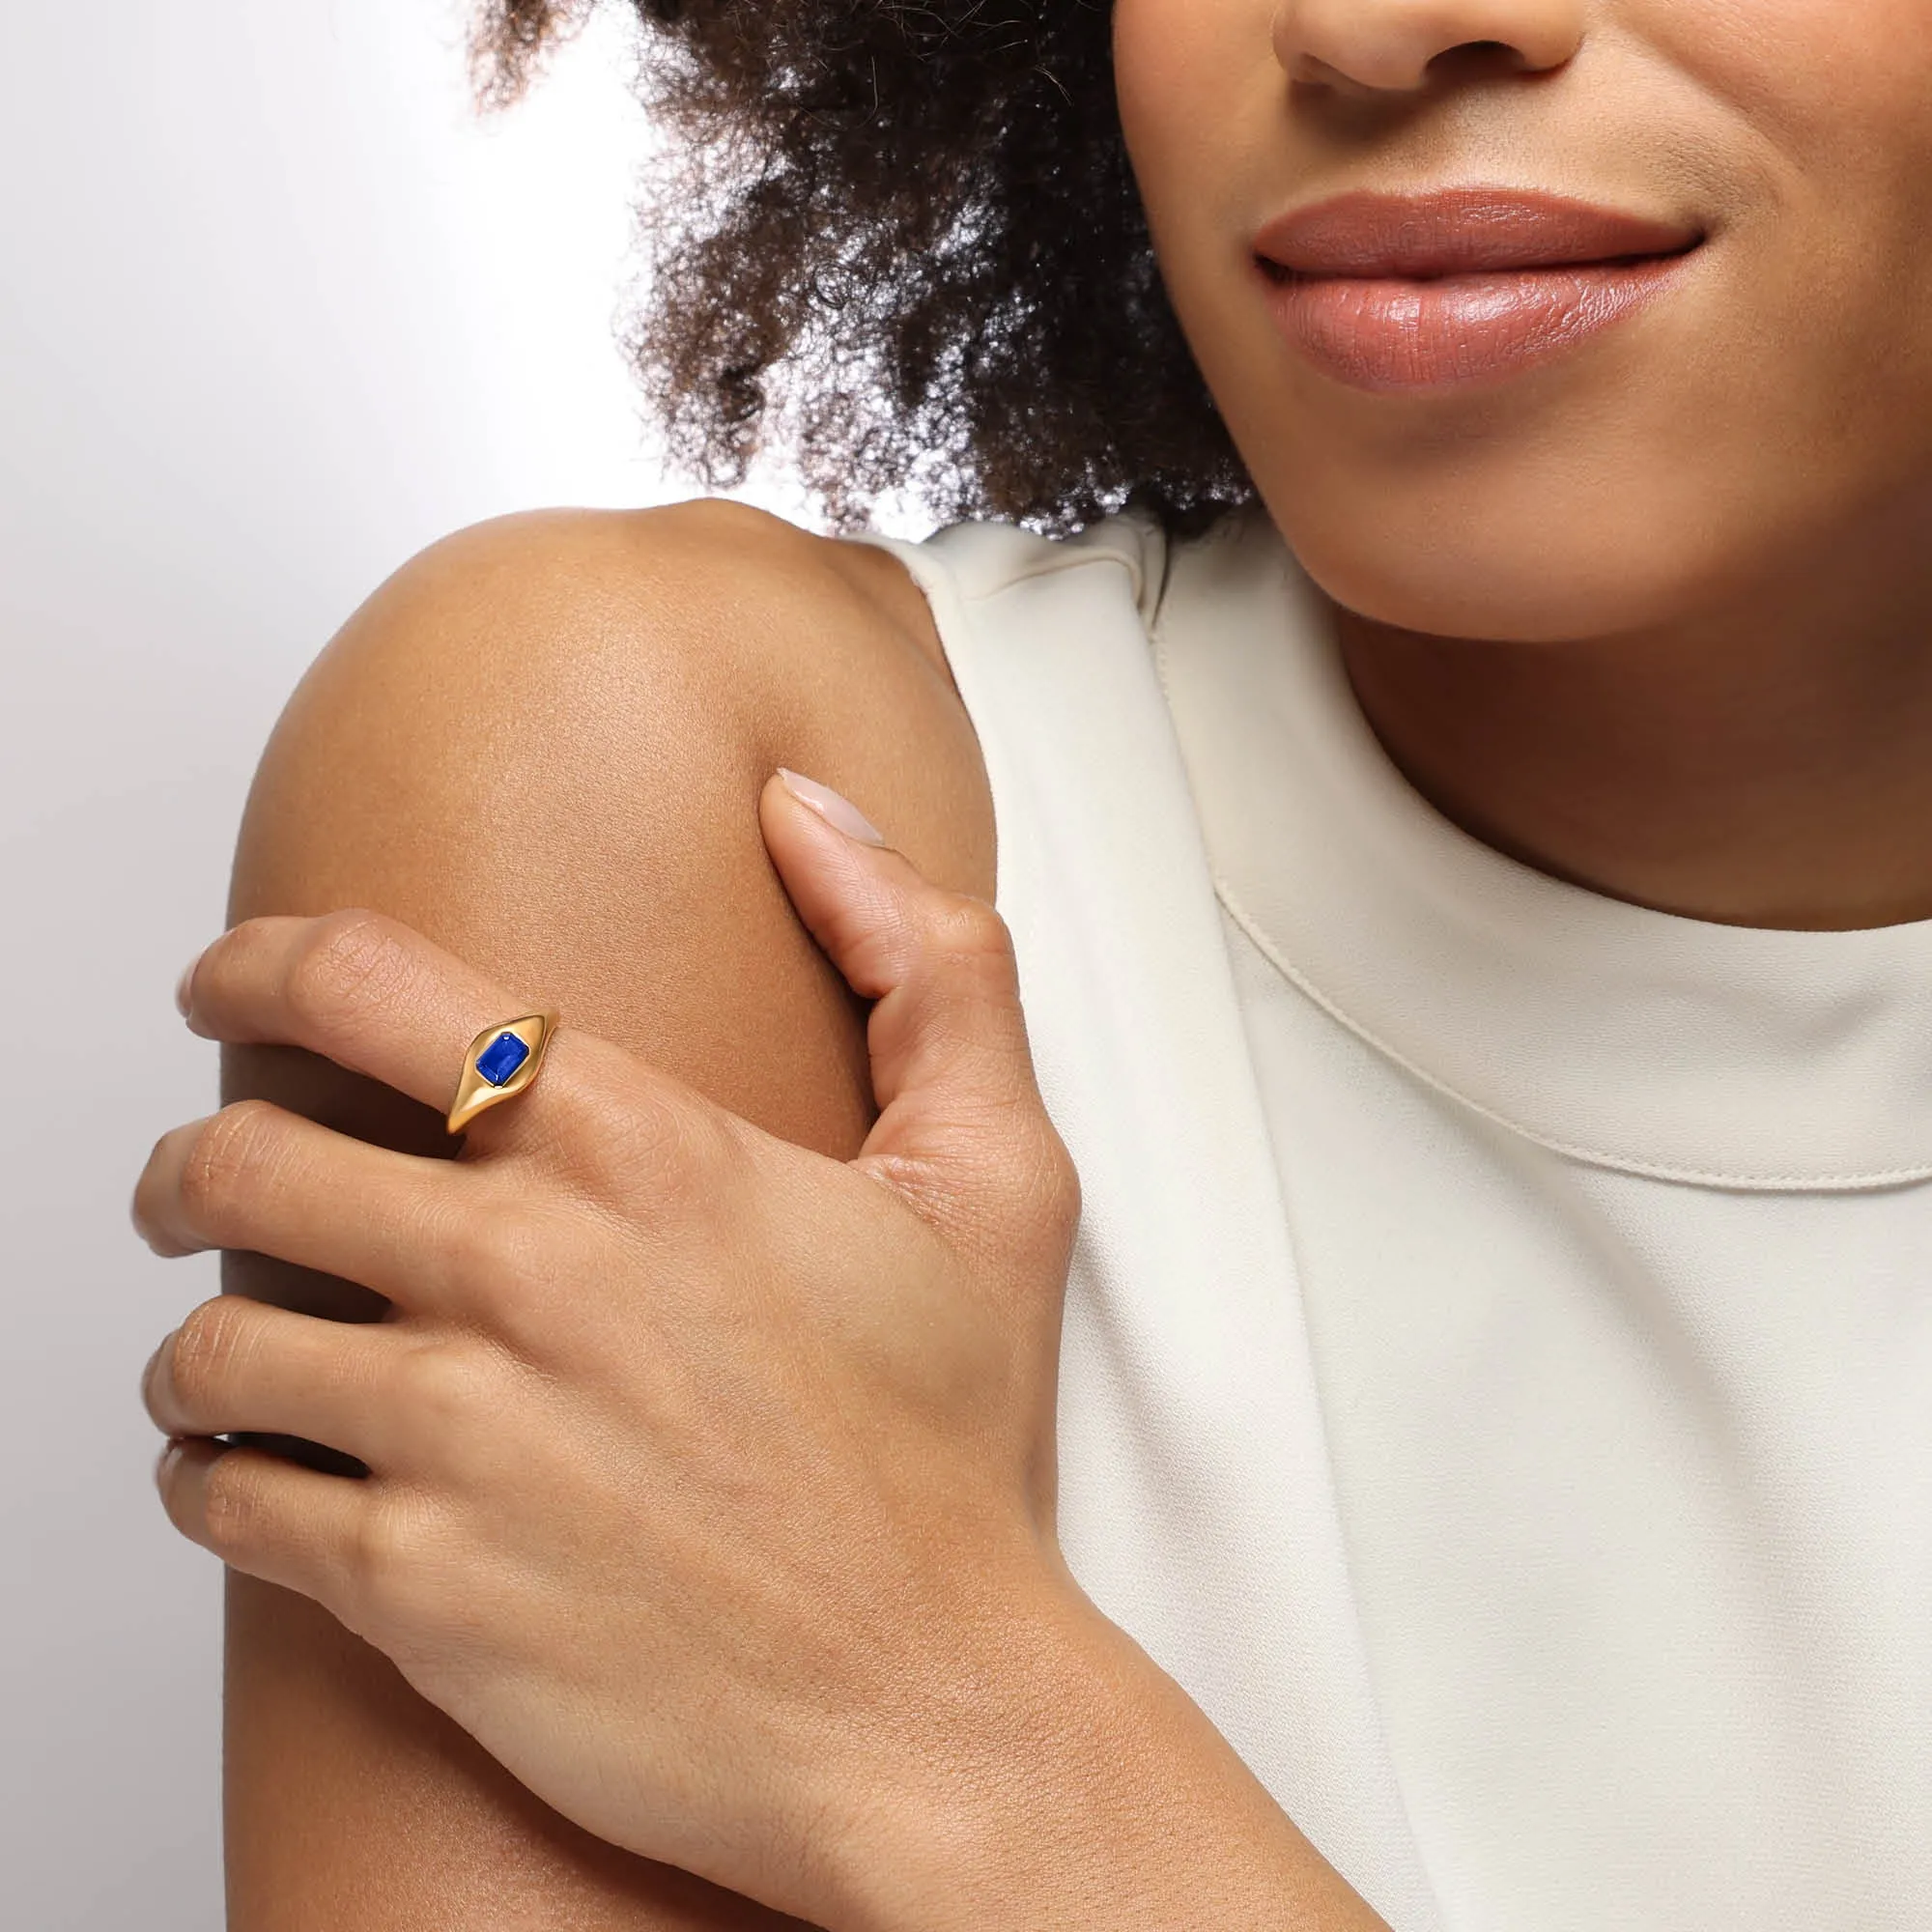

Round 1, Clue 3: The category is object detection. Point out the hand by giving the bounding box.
[130,770,1083,1927]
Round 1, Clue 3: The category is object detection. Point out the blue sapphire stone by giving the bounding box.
[475,1030,530,1086]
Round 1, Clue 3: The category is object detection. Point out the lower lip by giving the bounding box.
[1261,256,1690,393]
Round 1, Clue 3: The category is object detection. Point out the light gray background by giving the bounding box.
[0,6,851,1922]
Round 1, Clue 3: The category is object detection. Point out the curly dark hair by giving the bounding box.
[475,1,1252,533]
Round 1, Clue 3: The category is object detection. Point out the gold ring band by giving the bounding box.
[446,1011,559,1135]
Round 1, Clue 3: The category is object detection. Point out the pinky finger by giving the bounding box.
[156,1435,370,1617]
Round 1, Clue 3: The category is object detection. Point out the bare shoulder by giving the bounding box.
[233,497,990,1153]
[219,499,987,1926]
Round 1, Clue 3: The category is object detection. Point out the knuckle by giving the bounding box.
[426,1189,515,1298]
[440,1192,547,1305]
[176,1098,285,1229]
[519,1028,616,1133]
[189,916,266,995]
[284,909,412,1036]
[347,1507,405,1599]
[198,1454,270,1563]
[421,1187,582,1353]
[392,1338,496,1439]
[1038,1138,1083,1248]
[475,1199,637,1360]
[1036,1128,1082,1230]
[613,1084,709,1188]
[926,895,1016,972]
[341,1491,445,1634]
[557,1057,718,1206]
[167,1296,254,1413]
[916,898,1024,1019]
[999,1119,1083,1263]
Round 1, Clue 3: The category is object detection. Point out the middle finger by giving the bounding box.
[132,1097,485,1314]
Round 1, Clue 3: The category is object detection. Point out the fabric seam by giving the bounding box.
[1213,875,1932,1193]
[1147,580,1931,1195]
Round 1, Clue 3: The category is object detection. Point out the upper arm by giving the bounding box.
[216,500,991,1930]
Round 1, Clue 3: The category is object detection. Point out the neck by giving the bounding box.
[1331,505,1932,931]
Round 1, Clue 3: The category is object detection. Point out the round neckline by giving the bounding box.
[1151,510,1932,1191]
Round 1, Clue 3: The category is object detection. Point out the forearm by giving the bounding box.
[227,1572,816,1931]
[826,1582,1392,1932]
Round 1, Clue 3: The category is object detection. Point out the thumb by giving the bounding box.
[758,769,1076,1260]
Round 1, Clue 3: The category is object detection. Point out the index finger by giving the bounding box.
[178,909,557,1140]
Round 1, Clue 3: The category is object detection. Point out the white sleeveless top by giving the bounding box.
[862,510,1932,1932]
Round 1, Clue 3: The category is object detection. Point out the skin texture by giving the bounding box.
[213,501,998,1927]
[1117,0,1932,926]
[174,0,1932,1920]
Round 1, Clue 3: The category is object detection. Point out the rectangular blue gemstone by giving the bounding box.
[475,1030,530,1086]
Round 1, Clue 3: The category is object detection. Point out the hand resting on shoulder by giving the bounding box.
[186,499,996,1930]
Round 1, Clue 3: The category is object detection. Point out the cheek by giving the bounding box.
[1653,0,1932,247]
[1654,0,1932,141]
[1112,0,1277,221]
[1110,0,1243,133]
[1111,0,1291,386]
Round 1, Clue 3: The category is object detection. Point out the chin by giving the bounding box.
[1252,443,1769,644]
[1282,526,1694,643]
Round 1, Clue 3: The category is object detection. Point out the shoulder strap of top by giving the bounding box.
[856,515,1445,1929]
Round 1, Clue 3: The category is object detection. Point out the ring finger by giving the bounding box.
[178,908,560,1151]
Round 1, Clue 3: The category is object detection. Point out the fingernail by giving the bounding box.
[777,769,889,846]
[174,949,203,1017]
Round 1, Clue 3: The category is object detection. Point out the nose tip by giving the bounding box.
[1275,0,1584,98]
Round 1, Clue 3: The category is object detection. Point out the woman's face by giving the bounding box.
[1114,0,1932,641]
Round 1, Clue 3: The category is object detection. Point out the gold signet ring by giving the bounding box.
[445,1012,559,1135]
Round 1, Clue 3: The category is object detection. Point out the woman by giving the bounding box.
[130,1,1932,1926]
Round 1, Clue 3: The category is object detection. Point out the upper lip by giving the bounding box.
[1255,187,1704,279]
